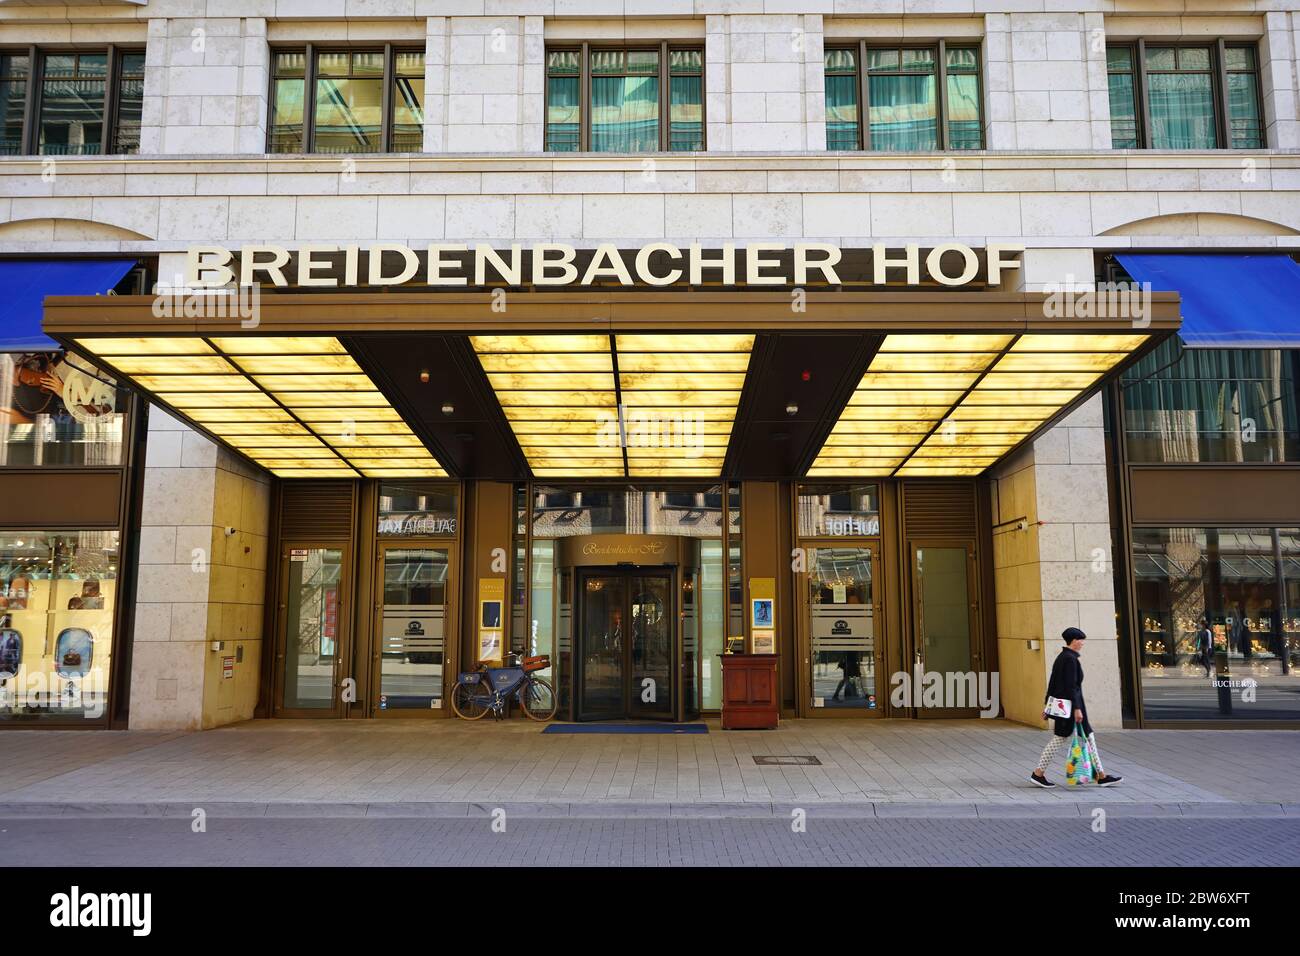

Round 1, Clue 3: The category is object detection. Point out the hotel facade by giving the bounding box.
[0,0,1297,732]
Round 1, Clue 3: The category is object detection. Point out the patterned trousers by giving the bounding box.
[1035,731,1105,776]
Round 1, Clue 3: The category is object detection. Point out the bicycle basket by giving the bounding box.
[523,655,550,673]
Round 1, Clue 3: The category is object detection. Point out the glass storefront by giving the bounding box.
[0,352,128,466]
[1132,526,1300,721]
[0,530,119,720]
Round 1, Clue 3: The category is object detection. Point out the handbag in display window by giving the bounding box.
[1043,696,1071,719]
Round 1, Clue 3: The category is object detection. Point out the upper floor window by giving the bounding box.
[825,43,983,151]
[1107,41,1263,149]
[0,48,144,156]
[545,44,704,152]
[269,46,425,154]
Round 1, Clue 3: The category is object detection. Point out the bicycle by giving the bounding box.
[450,652,557,721]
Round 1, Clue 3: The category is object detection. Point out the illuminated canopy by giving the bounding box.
[46,289,1178,482]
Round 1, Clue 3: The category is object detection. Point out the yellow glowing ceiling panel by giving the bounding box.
[110,356,237,375]
[993,352,1129,372]
[75,337,216,356]
[475,334,754,478]
[210,337,346,354]
[617,335,753,478]
[878,334,1013,352]
[73,335,447,479]
[472,333,621,477]
[811,331,1150,478]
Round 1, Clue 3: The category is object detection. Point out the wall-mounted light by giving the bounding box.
[441,402,455,416]
[785,402,799,416]
[419,369,430,383]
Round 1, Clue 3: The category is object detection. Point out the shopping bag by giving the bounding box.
[1064,722,1094,786]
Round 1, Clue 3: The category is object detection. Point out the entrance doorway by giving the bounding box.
[908,541,982,718]
[575,568,675,721]
[273,543,351,718]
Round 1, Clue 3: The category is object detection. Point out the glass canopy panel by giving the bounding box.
[471,333,622,477]
[811,331,1149,477]
[70,336,447,478]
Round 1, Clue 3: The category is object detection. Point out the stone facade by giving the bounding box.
[2,0,1299,729]
[129,407,270,731]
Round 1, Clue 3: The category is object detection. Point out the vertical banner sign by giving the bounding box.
[477,578,506,664]
[749,577,776,655]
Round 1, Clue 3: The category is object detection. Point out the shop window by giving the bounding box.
[0,531,119,721]
[1121,341,1300,463]
[1106,41,1264,149]
[376,480,457,536]
[1132,526,1300,721]
[825,43,983,151]
[269,46,425,154]
[0,48,145,156]
[545,45,704,152]
[0,353,128,467]
[796,483,880,538]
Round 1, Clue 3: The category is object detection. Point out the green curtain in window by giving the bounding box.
[669,74,703,151]
[1107,72,1139,148]
[1147,73,1216,149]
[591,74,659,152]
[1228,72,1263,148]
[945,73,982,149]
[1123,342,1299,462]
[825,73,859,151]
[868,74,936,150]
[546,75,580,151]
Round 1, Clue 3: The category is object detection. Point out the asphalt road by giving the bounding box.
[2,814,1297,867]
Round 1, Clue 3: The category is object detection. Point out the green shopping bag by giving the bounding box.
[1064,722,1095,786]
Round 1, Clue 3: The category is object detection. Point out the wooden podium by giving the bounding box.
[720,653,779,729]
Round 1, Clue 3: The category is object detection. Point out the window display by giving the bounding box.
[0,531,118,720]
[1133,526,1300,721]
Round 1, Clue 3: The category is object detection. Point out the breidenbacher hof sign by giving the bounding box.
[185,242,1024,289]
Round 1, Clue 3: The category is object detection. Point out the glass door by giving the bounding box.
[802,546,881,715]
[628,572,673,720]
[578,572,625,720]
[910,541,981,718]
[374,544,450,715]
[275,545,350,718]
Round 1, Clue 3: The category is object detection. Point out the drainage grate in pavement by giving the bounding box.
[753,755,822,766]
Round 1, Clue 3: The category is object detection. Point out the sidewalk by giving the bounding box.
[0,718,1296,819]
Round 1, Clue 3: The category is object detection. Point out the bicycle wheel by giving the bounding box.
[518,676,557,721]
[450,676,492,720]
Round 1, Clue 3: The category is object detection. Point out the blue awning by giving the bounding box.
[1116,253,1300,349]
[0,258,137,352]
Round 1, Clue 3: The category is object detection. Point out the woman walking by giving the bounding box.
[1029,627,1123,788]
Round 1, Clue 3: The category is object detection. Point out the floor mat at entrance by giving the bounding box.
[541,723,709,734]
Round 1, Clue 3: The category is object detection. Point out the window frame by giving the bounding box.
[823,39,984,152]
[544,41,707,153]
[1,45,145,156]
[267,43,426,155]
[1106,38,1266,150]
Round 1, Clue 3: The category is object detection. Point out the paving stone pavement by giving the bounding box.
[0,718,1296,815]
[1,815,1296,867]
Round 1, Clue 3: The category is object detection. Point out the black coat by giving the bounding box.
[1045,647,1091,737]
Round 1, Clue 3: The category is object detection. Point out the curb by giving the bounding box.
[0,801,1294,820]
